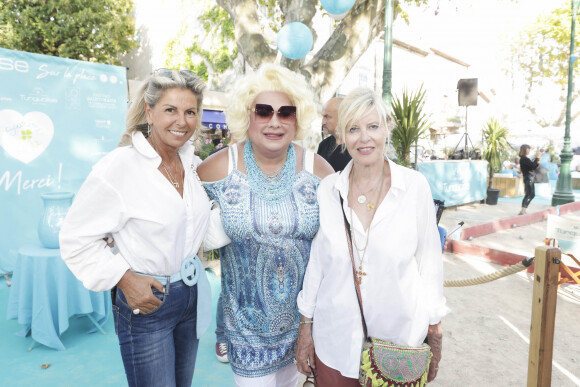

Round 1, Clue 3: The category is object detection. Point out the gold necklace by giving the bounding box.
[352,163,385,210]
[149,137,182,190]
[349,164,385,284]
[354,174,382,207]
[161,157,182,189]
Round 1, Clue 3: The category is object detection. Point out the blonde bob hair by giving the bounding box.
[336,88,391,150]
[119,70,206,146]
[226,63,316,143]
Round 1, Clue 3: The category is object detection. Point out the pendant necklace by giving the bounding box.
[350,207,370,285]
[161,158,182,189]
[349,164,385,284]
[354,164,385,210]
[149,136,182,191]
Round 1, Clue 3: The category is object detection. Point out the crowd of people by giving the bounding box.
[59,64,448,386]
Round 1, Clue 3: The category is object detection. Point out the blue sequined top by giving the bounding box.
[203,143,321,377]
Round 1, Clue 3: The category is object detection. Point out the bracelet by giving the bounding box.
[299,320,314,325]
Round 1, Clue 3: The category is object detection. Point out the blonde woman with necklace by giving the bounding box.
[296,88,449,386]
[60,70,212,387]
[198,64,333,386]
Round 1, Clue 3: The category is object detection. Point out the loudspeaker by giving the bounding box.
[457,78,478,106]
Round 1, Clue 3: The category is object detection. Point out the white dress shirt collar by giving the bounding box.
[132,131,196,169]
[334,156,407,202]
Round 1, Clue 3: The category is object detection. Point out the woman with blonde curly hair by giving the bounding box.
[198,63,333,386]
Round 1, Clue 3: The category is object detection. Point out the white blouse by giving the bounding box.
[59,131,210,292]
[297,158,450,378]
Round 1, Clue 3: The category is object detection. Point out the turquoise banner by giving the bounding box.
[0,48,127,272]
[418,160,488,207]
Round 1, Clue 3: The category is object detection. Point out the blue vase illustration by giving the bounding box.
[38,192,74,249]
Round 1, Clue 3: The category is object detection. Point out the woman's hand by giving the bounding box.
[117,270,165,314]
[295,318,316,375]
[427,322,443,382]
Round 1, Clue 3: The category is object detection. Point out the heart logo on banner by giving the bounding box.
[0,109,54,164]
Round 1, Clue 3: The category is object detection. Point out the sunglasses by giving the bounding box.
[251,104,297,124]
[153,68,197,78]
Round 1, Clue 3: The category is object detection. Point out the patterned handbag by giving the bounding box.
[359,338,431,386]
[339,196,432,387]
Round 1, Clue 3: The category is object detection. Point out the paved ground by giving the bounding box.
[432,199,580,386]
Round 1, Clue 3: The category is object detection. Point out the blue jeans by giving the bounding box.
[113,281,199,387]
[215,291,225,343]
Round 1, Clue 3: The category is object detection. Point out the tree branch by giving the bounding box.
[217,0,277,68]
[302,0,386,103]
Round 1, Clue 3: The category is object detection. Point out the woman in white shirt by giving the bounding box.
[59,70,211,387]
[295,88,449,386]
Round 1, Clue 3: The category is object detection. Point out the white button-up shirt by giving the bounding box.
[60,131,210,292]
[297,158,450,378]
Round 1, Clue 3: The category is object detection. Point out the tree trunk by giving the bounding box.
[217,0,388,105]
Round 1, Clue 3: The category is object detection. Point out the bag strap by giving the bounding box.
[339,194,369,340]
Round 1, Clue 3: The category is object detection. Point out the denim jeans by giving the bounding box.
[113,281,199,387]
[215,291,225,343]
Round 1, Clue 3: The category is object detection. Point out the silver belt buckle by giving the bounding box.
[180,256,200,286]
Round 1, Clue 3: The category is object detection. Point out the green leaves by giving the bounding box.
[482,118,511,187]
[164,5,237,83]
[0,0,136,64]
[390,85,432,165]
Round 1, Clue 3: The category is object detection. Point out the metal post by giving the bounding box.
[552,0,578,205]
[465,106,469,158]
[382,0,394,112]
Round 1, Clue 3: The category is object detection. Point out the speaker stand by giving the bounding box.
[451,106,475,159]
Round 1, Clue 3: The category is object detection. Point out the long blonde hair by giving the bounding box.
[119,70,206,146]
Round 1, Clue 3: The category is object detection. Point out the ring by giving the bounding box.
[293,358,298,365]
[132,308,140,315]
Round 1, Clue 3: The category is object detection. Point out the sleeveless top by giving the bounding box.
[203,143,320,377]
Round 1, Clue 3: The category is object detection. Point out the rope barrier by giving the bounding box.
[444,256,535,287]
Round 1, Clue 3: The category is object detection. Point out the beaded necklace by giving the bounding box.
[244,140,296,202]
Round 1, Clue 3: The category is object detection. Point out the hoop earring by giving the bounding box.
[147,124,151,137]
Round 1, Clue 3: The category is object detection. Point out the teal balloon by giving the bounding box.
[320,0,355,15]
[277,22,313,60]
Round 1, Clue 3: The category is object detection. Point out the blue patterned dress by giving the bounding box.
[203,143,321,377]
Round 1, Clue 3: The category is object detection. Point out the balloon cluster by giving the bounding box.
[277,0,356,60]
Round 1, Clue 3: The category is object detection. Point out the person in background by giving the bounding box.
[317,97,351,172]
[296,88,448,385]
[518,144,541,215]
[60,69,212,387]
[198,63,333,386]
[535,147,550,183]
[570,147,580,172]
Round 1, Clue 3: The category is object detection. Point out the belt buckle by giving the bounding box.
[180,256,200,286]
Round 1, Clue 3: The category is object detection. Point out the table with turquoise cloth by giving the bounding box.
[6,245,111,351]
[418,160,488,207]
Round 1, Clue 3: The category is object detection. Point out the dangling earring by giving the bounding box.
[147,124,151,137]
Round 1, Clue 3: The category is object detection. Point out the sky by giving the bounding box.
[397,0,565,84]
[394,0,576,148]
